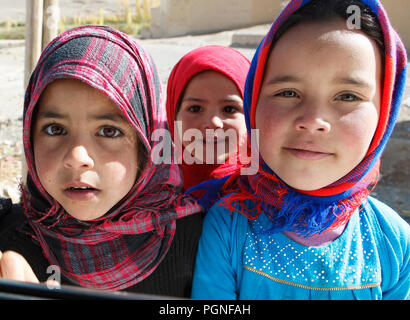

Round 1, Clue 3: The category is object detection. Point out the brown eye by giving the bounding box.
[223,106,238,114]
[44,124,66,136]
[98,126,122,138]
[188,105,202,113]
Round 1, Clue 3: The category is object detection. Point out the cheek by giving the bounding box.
[229,115,247,138]
[255,104,285,151]
[175,113,201,148]
[225,117,247,151]
[338,107,379,156]
[99,152,139,202]
[33,138,59,188]
[103,143,139,184]
[104,161,136,184]
[106,140,142,178]
[175,112,189,140]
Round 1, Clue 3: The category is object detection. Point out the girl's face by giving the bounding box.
[33,79,139,220]
[175,71,246,164]
[255,21,382,191]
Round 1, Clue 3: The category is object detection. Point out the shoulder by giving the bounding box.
[363,197,410,299]
[0,197,13,216]
[174,211,205,244]
[206,192,247,220]
[176,209,204,227]
[0,198,31,245]
[0,199,51,282]
[0,198,25,229]
[202,193,251,239]
[363,196,410,242]
[361,196,410,272]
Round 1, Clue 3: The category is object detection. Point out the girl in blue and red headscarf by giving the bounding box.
[166,45,250,191]
[191,0,409,299]
[0,25,202,297]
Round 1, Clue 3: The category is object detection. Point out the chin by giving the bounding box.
[279,176,330,192]
[292,184,324,192]
[274,165,338,191]
[64,206,107,221]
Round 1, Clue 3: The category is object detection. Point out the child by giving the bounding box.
[0,25,202,297]
[166,45,250,191]
[191,0,409,299]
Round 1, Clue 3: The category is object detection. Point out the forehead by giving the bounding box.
[265,20,382,77]
[181,71,242,103]
[184,70,241,97]
[36,79,126,119]
[40,78,113,103]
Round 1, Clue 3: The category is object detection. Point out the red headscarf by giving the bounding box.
[166,45,251,191]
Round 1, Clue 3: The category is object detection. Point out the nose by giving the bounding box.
[63,144,94,170]
[205,115,224,130]
[293,104,331,134]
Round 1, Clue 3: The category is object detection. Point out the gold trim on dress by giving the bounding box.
[244,265,380,291]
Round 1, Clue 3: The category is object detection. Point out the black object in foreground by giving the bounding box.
[0,278,177,300]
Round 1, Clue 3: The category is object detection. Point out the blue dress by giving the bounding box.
[191,196,410,300]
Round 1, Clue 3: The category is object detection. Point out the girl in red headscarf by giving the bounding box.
[166,45,251,191]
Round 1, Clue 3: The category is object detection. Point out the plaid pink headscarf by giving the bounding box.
[21,25,201,290]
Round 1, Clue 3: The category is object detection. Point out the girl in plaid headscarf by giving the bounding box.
[0,25,202,296]
[191,0,409,299]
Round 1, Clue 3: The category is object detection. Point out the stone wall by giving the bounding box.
[145,0,410,51]
[145,0,283,38]
[383,0,410,51]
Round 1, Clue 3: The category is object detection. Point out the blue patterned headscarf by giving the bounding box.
[189,0,407,237]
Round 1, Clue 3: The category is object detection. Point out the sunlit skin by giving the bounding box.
[33,79,139,221]
[255,20,382,192]
[176,71,246,164]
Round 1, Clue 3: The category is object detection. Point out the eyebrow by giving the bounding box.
[181,97,205,103]
[334,76,374,88]
[91,113,128,122]
[37,110,68,120]
[37,110,128,122]
[264,75,302,85]
[264,74,374,88]
[181,97,242,104]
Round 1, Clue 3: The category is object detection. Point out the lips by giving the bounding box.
[63,182,100,201]
[284,143,333,161]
